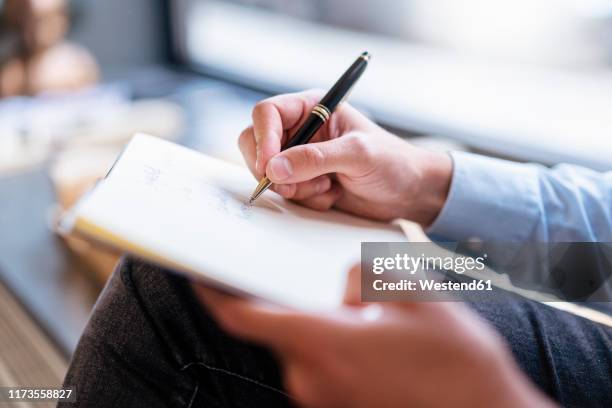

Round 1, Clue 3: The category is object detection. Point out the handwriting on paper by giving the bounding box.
[140,164,281,220]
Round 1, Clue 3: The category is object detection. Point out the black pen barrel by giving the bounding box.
[320,51,370,112]
[282,51,370,151]
[283,114,325,150]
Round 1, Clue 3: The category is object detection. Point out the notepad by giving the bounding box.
[63,134,405,310]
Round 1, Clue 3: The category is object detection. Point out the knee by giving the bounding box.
[115,256,173,298]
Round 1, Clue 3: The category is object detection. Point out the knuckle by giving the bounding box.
[237,127,251,148]
[302,145,326,167]
[252,99,272,119]
[346,133,375,162]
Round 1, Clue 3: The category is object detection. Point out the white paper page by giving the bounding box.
[72,134,405,310]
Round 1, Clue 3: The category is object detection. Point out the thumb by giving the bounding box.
[265,133,372,184]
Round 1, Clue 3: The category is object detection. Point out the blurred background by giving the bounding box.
[2,0,612,397]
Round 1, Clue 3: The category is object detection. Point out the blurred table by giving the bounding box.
[0,167,100,354]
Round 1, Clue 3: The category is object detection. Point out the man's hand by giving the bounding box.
[239,90,452,225]
[194,268,553,408]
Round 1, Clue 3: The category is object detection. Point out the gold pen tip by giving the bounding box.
[249,177,272,204]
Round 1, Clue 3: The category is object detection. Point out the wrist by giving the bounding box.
[406,149,453,226]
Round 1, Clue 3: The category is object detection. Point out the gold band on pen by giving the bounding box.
[311,104,331,122]
[311,109,327,122]
[312,106,329,121]
[316,104,331,118]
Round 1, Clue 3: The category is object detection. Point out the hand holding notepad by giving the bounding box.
[63,134,405,310]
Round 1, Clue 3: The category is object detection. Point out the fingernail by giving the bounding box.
[268,156,292,181]
[316,178,331,194]
[276,184,292,197]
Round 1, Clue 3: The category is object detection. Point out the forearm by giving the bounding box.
[426,152,544,241]
[426,152,612,243]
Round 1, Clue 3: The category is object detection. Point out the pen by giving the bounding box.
[248,51,371,204]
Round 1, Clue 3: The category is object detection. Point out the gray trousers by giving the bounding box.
[60,257,612,407]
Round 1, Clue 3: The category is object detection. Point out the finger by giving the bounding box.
[343,264,362,306]
[293,184,342,211]
[335,263,417,311]
[238,126,258,177]
[274,176,331,200]
[195,286,329,350]
[272,183,297,199]
[292,176,332,200]
[252,91,323,175]
[265,133,371,184]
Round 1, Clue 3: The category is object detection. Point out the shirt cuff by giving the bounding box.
[427,151,542,242]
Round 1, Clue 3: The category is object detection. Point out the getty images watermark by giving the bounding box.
[361,242,612,302]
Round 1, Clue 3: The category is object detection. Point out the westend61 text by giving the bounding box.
[373,279,493,292]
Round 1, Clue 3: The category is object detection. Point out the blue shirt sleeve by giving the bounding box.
[427,151,612,243]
